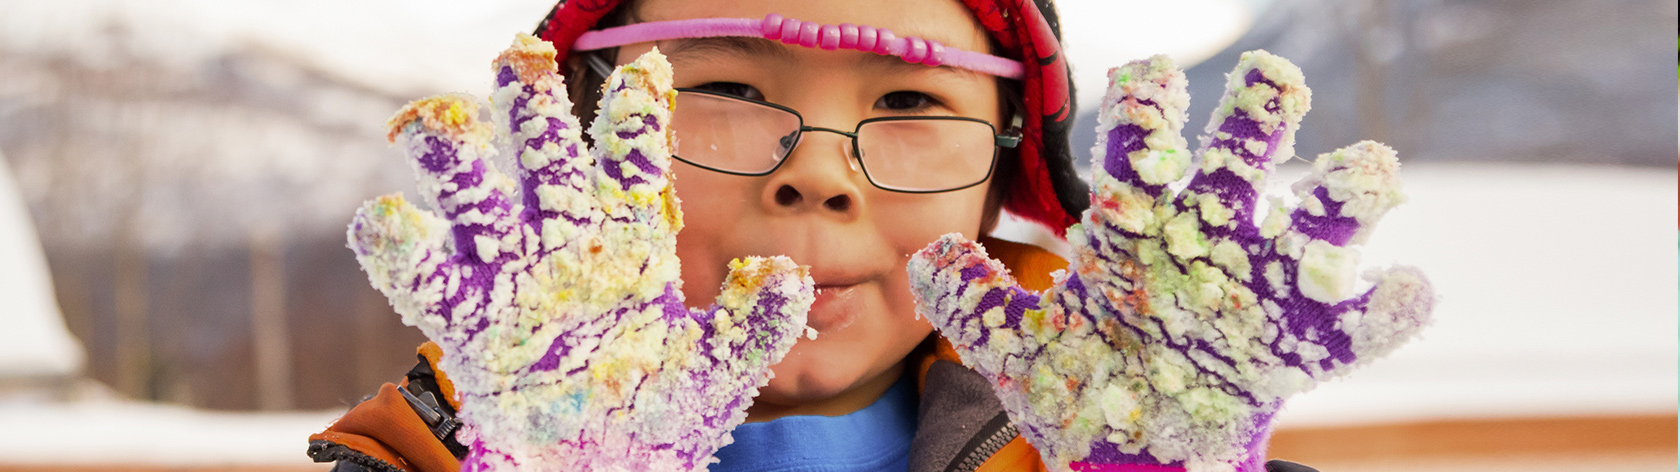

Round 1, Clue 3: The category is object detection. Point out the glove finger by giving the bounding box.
[1244,142,1423,385]
[1267,264,1433,384]
[347,194,458,340]
[491,34,603,255]
[387,95,525,266]
[1177,50,1311,245]
[587,49,682,260]
[562,49,683,306]
[1335,265,1433,369]
[1265,141,1407,305]
[908,234,1052,380]
[1284,141,1407,246]
[642,256,812,463]
[1089,55,1192,236]
[699,256,813,387]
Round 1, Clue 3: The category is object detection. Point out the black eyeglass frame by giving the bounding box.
[669,87,1023,194]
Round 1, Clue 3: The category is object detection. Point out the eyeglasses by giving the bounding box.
[669,88,1021,193]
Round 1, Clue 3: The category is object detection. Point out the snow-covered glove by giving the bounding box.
[348,34,813,471]
[907,51,1435,471]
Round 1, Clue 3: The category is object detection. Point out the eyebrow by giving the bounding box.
[662,36,793,63]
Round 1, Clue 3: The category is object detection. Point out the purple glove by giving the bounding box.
[907,51,1434,471]
[349,34,813,471]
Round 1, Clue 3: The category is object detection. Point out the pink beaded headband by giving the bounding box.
[573,14,1027,80]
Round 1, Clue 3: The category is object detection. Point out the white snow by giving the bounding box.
[0,392,344,465]
[0,153,83,379]
[1271,162,1679,426]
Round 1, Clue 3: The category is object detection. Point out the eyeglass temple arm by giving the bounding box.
[585,53,615,79]
[996,114,1023,148]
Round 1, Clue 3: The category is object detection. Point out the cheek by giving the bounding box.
[876,255,935,343]
[875,185,992,253]
[868,188,988,339]
[872,188,989,346]
[670,164,760,305]
[754,187,990,400]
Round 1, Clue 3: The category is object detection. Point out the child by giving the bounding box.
[313,0,1084,470]
[309,0,1399,470]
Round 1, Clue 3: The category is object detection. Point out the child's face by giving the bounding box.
[614,0,1003,416]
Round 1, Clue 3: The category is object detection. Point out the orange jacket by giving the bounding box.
[307,236,1060,472]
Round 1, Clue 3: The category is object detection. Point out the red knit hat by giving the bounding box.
[535,0,1087,237]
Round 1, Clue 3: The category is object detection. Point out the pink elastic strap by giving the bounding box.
[572,14,1025,80]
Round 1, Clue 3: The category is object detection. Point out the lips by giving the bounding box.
[740,234,894,335]
[807,276,868,333]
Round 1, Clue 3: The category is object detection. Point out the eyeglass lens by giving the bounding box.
[855,119,995,192]
[669,92,801,174]
[669,91,996,192]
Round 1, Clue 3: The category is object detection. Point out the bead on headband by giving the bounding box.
[573,14,1026,80]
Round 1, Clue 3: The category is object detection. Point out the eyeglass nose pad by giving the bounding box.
[840,139,860,173]
[778,132,799,154]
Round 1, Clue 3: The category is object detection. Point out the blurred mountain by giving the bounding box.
[0,18,429,409]
[1071,0,1679,169]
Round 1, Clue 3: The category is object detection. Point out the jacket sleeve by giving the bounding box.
[306,342,465,472]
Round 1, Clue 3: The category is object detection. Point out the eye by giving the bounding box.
[692,82,765,101]
[874,91,938,112]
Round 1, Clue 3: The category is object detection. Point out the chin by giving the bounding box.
[754,315,934,410]
[754,335,875,404]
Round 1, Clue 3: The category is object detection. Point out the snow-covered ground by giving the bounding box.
[0,393,342,465]
[2,162,1672,465]
[0,153,82,379]
[1273,163,1678,426]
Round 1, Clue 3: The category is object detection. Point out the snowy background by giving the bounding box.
[0,0,1675,468]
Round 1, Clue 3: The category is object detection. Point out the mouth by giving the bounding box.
[807,279,867,333]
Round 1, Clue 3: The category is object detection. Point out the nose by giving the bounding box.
[761,127,863,218]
